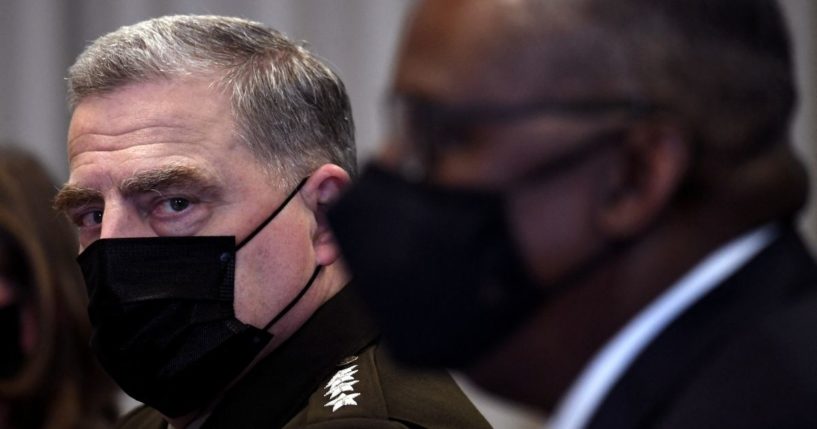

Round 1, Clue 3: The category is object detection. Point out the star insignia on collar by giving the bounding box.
[324,364,361,412]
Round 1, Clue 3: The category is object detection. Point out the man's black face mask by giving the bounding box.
[328,164,544,368]
[78,178,318,418]
[327,97,649,369]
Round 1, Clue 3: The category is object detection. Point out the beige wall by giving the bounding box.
[780,0,817,249]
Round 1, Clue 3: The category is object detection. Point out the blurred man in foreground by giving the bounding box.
[329,0,817,427]
[55,15,490,429]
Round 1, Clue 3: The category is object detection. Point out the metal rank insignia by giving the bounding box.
[324,363,361,412]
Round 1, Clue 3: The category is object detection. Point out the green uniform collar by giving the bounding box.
[203,284,379,428]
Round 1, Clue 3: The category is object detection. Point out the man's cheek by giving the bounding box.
[506,184,594,285]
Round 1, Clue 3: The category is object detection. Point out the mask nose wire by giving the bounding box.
[236,177,309,250]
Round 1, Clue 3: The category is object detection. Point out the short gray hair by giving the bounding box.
[68,15,356,186]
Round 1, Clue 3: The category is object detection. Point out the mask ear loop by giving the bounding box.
[232,176,320,332]
[236,177,309,250]
[262,265,322,332]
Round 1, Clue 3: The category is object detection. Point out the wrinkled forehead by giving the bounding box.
[67,77,235,159]
[395,0,632,105]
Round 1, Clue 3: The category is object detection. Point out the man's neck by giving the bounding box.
[548,224,776,429]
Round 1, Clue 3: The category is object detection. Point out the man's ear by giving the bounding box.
[594,122,690,240]
[301,164,352,266]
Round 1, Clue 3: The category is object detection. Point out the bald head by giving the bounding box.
[400,0,793,132]
[395,0,805,218]
[395,0,623,104]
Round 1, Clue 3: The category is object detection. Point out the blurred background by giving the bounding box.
[0,1,814,428]
[0,1,815,226]
[0,0,413,177]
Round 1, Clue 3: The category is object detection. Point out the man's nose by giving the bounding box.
[99,203,152,239]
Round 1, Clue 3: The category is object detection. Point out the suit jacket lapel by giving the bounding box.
[586,225,817,429]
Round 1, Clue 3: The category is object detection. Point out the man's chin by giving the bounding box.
[461,313,557,414]
[464,352,540,410]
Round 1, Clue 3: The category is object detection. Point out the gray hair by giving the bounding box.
[67,15,356,186]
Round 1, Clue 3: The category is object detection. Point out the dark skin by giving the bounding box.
[389,0,808,413]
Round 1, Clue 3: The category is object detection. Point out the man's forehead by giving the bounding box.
[68,78,231,141]
[67,122,212,162]
[396,0,518,100]
[67,77,239,168]
[397,0,611,105]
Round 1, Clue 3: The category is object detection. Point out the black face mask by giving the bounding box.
[327,165,545,368]
[78,178,317,418]
[0,303,23,379]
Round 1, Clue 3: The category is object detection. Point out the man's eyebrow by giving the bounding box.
[119,165,222,198]
[53,184,104,214]
[53,165,222,215]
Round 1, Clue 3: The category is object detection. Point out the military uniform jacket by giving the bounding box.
[116,286,491,429]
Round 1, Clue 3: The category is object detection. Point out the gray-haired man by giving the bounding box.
[55,15,490,429]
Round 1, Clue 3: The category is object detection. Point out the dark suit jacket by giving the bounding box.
[587,224,817,428]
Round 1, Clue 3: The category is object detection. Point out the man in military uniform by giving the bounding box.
[55,15,490,429]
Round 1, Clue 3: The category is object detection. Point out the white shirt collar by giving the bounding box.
[547,224,777,429]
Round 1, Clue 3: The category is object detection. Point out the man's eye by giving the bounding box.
[78,210,103,227]
[168,198,190,212]
[151,197,196,221]
[155,197,193,216]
